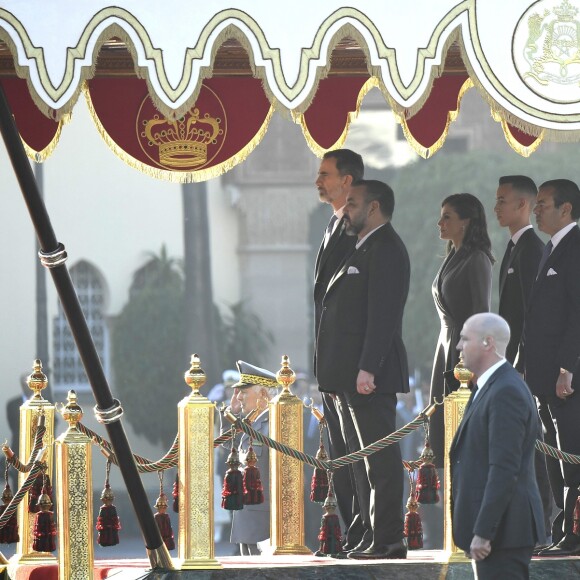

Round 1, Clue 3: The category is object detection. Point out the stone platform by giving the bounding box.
[2,552,580,580]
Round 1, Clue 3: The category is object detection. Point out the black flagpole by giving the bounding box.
[0,83,173,570]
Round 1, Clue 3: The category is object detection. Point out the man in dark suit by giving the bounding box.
[451,313,544,580]
[315,179,410,560]
[495,175,544,363]
[519,179,580,557]
[494,175,552,543]
[313,149,365,549]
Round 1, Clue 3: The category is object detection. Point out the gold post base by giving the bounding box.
[270,544,312,556]
[0,551,8,565]
[146,544,175,570]
[9,552,57,566]
[177,557,222,570]
[443,550,471,563]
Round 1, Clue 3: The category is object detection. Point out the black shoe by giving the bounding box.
[347,539,407,560]
[538,535,580,557]
[533,542,553,555]
[331,537,371,559]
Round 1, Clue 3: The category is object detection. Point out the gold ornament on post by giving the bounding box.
[269,355,311,555]
[55,390,94,580]
[10,360,56,566]
[176,354,221,570]
[443,353,473,562]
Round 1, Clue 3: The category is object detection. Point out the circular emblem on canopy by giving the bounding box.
[136,84,226,171]
[513,0,580,103]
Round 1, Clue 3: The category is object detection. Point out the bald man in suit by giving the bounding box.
[452,313,544,579]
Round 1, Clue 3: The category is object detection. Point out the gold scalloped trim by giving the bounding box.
[294,77,380,156]
[83,82,273,182]
[22,114,70,163]
[393,77,473,159]
[490,110,544,158]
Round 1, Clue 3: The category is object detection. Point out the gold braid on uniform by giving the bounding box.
[240,374,277,388]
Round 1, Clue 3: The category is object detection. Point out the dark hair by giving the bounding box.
[323,149,364,181]
[355,179,395,218]
[498,175,537,198]
[442,193,495,263]
[540,179,580,220]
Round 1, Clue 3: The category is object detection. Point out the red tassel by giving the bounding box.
[242,446,264,505]
[221,448,244,511]
[154,492,175,550]
[415,443,440,504]
[574,496,580,536]
[172,472,179,513]
[32,493,56,552]
[404,496,423,550]
[0,484,19,544]
[316,483,343,555]
[310,445,329,504]
[96,484,121,547]
[28,473,48,514]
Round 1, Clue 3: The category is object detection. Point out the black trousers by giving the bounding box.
[473,546,534,580]
[537,393,580,539]
[335,391,404,548]
[321,392,362,537]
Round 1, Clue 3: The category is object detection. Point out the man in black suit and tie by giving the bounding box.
[520,179,580,557]
[494,175,552,543]
[494,175,544,363]
[315,179,410,560]
[313,149,365,548]
[451,313,544,580]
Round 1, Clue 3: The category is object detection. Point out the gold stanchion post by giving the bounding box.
[55,390,94,580]
[269,355,311,555]
[10,360,56,566]
[443,354,473,562]
[176,354,221,570]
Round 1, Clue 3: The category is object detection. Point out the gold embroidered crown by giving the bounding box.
[555,0,578,22]
[143,107,221,168]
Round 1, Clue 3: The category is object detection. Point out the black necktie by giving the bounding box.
[536,240,553,278]
[500,239,515,284]
[323,215,338,248]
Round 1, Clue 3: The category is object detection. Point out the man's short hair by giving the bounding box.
[354,179,395,218]
[323,149,364,181]
[540,179,580,220]
[498,175,537,198]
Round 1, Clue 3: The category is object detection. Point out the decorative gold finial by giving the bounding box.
[184,354,206,396]
[58,390,83,429]
[453,353,474,389]
[27,359,48,400]
[276,355,295,394]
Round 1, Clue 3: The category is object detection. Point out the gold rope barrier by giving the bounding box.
[55,390,93,579]
[10,360,56,567]
[269,355,311,555]
[176,354,221,570]
[443,354,472,563]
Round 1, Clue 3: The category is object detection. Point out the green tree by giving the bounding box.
[112,246,186,447]
[113,247,274,446]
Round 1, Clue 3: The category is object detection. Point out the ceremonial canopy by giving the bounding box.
[1,0,579,180]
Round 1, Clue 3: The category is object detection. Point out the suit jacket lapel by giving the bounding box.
[325,222,384,294]
[533,225,578,293]
[315,217,345,280]
[451,363,508,451]
[500,238,519,295]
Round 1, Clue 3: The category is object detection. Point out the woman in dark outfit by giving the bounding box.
[429,193,494,467]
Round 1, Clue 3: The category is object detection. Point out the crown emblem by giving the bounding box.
[555,0,578,21]
[142,108,222,169]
